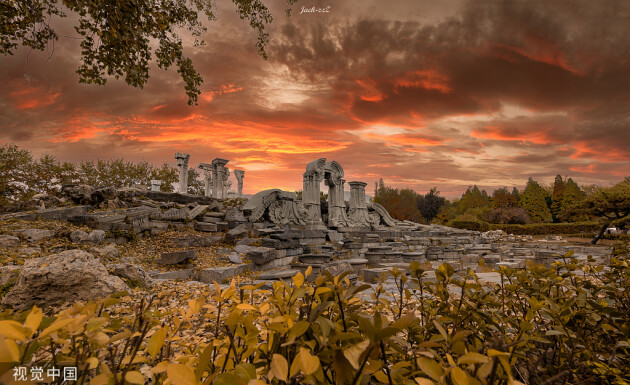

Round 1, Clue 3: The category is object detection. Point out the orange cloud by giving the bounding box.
[471,125,555,145]
[9,87,60,110]
[394,69,452,94]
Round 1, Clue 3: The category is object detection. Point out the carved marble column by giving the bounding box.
[348,181,370,227]
[222,167,230,199]
[198,163,213,197]
[174,152,190,194]
[303,158,326,229]
[327,177,348,228]
[149,180,162,192]
[233,170,245,198]
[210,158,229,199]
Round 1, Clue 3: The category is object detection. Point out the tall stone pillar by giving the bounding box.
[303,158,326,229]
[210,158,229,199]
[234,170,245,198]
[198,163,213,197]
[174,152,190,194]
[348,181,370,227]
[222,167,230,199]
[327,178,348,228]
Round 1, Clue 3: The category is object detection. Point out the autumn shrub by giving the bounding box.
[490,222,601,235]
[1,252,629,384]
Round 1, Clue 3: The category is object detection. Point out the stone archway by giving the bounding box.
[302,158,349,228]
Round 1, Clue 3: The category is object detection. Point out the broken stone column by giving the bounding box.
[348,181,370,227]
[198,163,213,197]
[149,180,162,192]
[174,152,190,194]
[222,167,230,199]
[210,158,229,199]
[303,159,326,229]
[234,170,245,198]
[324,161,348,228]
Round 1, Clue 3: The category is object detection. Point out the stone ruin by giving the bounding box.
[0,156,615,308]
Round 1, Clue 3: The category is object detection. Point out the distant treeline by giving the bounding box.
[0,144,205,209]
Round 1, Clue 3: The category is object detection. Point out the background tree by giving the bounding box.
[416,187,446,224]
[581,177,630,244]
[187,168,205,195]
[374,184,423,223]
[520,177,553,223]
[486,187,528,224]
[550,174,565,222]
[0,144,34,209]
[1,0,300,105]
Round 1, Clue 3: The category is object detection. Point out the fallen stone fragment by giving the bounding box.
[257,269,299,280]
[245,247,277,265]
[158,250,197,265]
[14,229,55,242]
[224,224,248,244]
[0,235,20,248]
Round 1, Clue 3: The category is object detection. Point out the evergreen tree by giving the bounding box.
[492,187,517,208]
[416,187,446,224]
[512,186,521,205]
[550,175,565,222]
[458,185,491,211]
[520,177,552,223]
[559,178,586,222]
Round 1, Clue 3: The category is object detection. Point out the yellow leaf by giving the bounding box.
[305,266,313,278]
[259,303,270,315]
[87,357,100,369]
[25,306,43,337]
[151,361,169,374]
[148,327,167,358]
[125,371,145,384]
[293,272,304,288]
[268,354,288,382]
[487,349,509,357]
[415,378,435,385]
[343,340,370,370]
[0,337,19,362]
[167,364,197,385]
[417,357,443,381]
[451,367,469,385]
[90,373,112,385]
[0,320,28,340]
[236,303,256,311]
[39,317,75,338]
[457,352,489,365]
[89,331,110,345]
[374,371,389,383]
[298,347,320,375]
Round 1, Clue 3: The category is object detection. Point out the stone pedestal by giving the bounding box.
[348,181,370,227]
[174,153,190,194]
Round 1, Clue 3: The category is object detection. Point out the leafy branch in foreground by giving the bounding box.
[1,0,299,105]
[1,247,629,384]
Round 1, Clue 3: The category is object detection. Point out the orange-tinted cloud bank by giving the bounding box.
[1,0,629,197]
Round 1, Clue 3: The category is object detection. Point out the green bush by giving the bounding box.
[1,253,629,384]
[449,220,491,232]
[490,222,601,235]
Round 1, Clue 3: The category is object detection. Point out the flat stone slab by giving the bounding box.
[158,250,197,265]
[257,269,299,280]
[194,222,217,232]
[172,236,222,247]
[298,254,333,264]
[150,269,195,280]
[188,205,209,219]
[0,206,90,221]
[197,264,253,283]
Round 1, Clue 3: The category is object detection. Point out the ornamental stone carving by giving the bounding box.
[233,170,245,198]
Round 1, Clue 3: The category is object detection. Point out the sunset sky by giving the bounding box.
[1,0,629,197]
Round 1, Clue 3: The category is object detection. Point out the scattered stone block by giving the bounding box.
[108,263,153,287]
[0,235,20,248]
[158,250,197,265]
[224,224,248,244]
[197,264,253,283]
[298,254,333,264]
[171,235,222,247]
[228,252,243,264]
[0,265,21,286]
[188,205,209,220]
[90,245,120,258]
[326,230,344,242]
[257,269,299,280]
[245,247,277,265]
[150,269,195,280]
[194,222,217,232]
[14,229,55,242]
